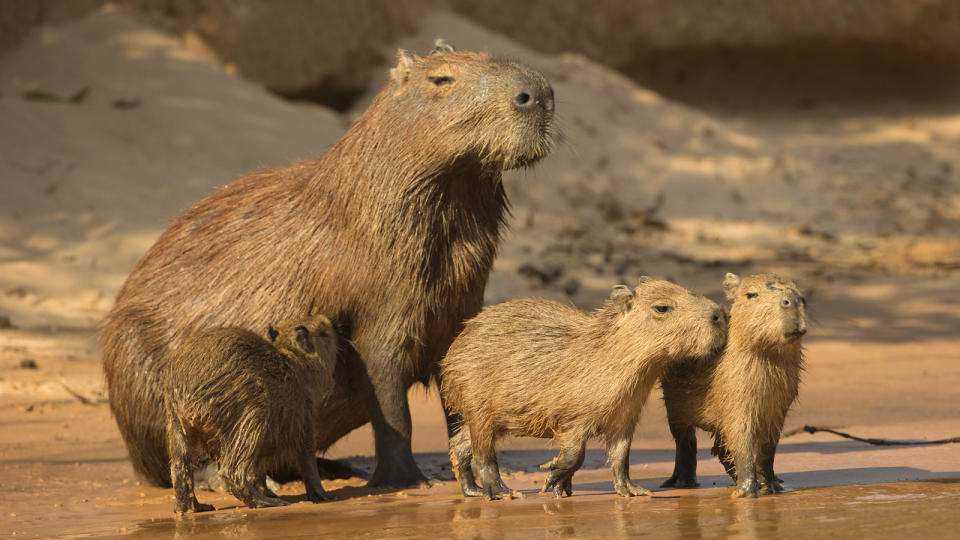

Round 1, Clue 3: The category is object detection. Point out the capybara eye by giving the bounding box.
[427,75,454,86]
[746,292,758,299]
[653,305,673,314]
[781,299,791,307]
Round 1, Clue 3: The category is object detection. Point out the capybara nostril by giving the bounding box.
[513,90,533,109]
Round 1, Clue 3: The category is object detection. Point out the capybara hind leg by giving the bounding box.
[167,423,213,513]
[469,425,513,500]
[607,433,649,497]
[361,371,426,488]
[661,423,699,489]
[448,427,484,497]
[541,441,586,498]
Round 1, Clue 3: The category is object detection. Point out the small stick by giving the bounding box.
[803,425,960,446]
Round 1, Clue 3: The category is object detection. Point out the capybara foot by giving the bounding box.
[175,499,215,514]
[732,483,759,499]
[485,484,518,500]
[307,488,337,503]
[542,472,574,498]
[660,476,699,489]
[614,480,650,497]
[460,482,487,498]
[367,459,427,489]
[252,496,291,508]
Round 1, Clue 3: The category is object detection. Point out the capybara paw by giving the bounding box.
[417,477,443,489]
[661,477,699,489]
[461,484,487,498]
[307,490,337,503]
[367,465,427,489]
[485,490,515,501]
[175,499,215,514]
[253,496,291,508]
[615,483,650,497]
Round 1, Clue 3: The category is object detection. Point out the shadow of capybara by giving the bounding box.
[660,273,807,498]
[101,39,555,488]
[441,278,727,499]
[164,314,337,513]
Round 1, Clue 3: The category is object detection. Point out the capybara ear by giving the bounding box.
[267,325,279,342]
[722,273,742,300]
[611,285,634,315]
[295,325,316,354]
[431,39,455,55]
[390,49,416,84]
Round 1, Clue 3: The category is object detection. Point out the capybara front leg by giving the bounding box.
[362,372,426,488]
[712,434,737,482]
[541,441,586,498]
[730,442,759,499]
[661,423,699,488]
[607,433,649,497]
[168,423,214,514]
[300,442,335,502]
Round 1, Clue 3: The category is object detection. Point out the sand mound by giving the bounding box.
[1,9,958,330]
[0,8,344,328]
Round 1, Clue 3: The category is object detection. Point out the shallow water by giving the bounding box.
[94,479,959,539]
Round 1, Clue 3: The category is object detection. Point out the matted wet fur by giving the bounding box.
[441,278,727,499]
[101,40,555,488]
[164,314,337,513]
[660,273,807,498]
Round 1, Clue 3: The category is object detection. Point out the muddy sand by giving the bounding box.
[2,8,959,538]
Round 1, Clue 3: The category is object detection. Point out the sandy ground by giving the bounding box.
[1,8,958,538]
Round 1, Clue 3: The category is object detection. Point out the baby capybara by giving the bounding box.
[101,40,555,488]
[660,273,807,498]
[441,278,727,499]
[164,314,337,513]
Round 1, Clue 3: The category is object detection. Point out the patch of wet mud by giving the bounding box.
[10,479,955,539]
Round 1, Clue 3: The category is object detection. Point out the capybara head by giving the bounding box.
[610,277,727,361]
[268,313,338,382]
[383,39,555,170]
[723,273,808,349]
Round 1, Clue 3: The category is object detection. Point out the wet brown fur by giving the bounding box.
[164,314,337,513]
[101,41,555,488]
[441,279,727,499]
[660,273,807,498]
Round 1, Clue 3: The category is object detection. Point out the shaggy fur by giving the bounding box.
[441,278,727,499]
[101,40,555,488]
[660,273,807,498]
[164,314,337,513]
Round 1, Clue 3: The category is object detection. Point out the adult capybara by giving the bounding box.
[164,314,337,513]
[441,278,727,499]
[660,273,807,498]
[101,39,555,488]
